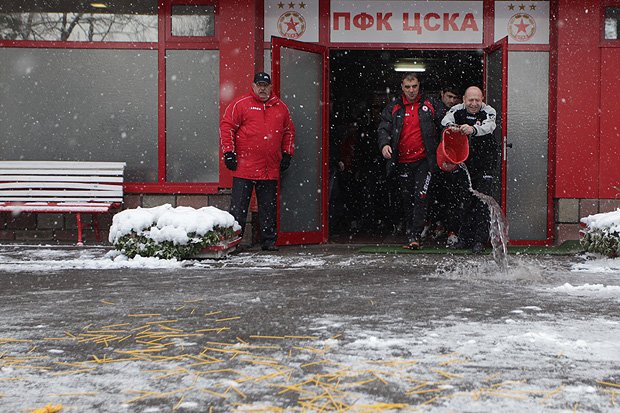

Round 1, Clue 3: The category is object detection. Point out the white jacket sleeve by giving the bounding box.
[473,104,497,136]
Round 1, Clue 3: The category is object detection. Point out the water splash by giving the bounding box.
[461,164,510,272]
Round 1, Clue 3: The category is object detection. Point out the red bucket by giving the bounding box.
[436,128,469,172]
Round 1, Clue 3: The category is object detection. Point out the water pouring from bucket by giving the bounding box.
[436,128,510,271]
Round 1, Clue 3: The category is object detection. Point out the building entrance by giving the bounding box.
[328,49,483,244]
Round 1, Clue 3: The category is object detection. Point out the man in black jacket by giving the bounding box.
[377,73,439,249]
[426,85,463,246]
[441,86,498,254]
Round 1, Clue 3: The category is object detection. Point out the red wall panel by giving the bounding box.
[599,48,620,198]
[554,0,600,198]
[218,0,263,187]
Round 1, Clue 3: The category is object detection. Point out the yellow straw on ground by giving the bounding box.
[29,404,63,413]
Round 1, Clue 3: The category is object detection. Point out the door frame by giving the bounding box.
[271,36,330,245]
[272,38,554,246]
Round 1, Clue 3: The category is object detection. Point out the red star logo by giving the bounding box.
[515,18,529,34]
[285,16,299,33]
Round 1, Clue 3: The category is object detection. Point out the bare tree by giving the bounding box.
[60,12,82,41]
[1,12,157,42]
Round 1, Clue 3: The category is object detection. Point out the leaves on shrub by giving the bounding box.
[114,226,237,260]
[580,228,620,258]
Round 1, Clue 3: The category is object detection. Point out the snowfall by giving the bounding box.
[0,205,618,412]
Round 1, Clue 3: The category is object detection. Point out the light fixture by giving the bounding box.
[90,2,108,8]
[394,62,426,72]
[394,59,426,72]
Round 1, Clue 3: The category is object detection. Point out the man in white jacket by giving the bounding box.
[441,86,498,254]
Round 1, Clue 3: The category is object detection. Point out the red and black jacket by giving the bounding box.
[377,94,439,176]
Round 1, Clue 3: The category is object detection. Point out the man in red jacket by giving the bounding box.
[220,72,295,251]
[377,73,439,250]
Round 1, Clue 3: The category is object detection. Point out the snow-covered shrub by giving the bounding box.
[580,209,620,258]
[109,204,241,260]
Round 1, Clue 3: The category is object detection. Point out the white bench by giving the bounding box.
[0,161,126,245]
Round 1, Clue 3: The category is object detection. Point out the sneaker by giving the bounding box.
[402,240,421,250]
[446,232,459,247]
[261,244,279,252]
[472,242,485,254]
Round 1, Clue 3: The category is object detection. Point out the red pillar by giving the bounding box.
[218,0,264,187]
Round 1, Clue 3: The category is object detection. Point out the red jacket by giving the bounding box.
[220,90,295,180]
[397,95,426,163]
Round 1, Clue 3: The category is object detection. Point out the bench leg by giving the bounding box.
[76,213,84,246]
[92,214,101,242]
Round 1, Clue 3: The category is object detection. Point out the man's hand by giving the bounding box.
[459,124,475,135]
[381,145,392,159]
[224,152,237,171]
[280,153,292,172]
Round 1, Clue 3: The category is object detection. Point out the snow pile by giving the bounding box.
[109,204,240,244]
[551,282,620,300]
[571,256,620,273]
[580,208,620,257]
[108,204,241,259]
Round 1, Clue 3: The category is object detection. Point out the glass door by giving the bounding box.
[484,36,508,212]
[271,37,328,245]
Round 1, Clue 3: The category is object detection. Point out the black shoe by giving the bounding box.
[261,245,279,251]
[232,244,249,253]
[472,242,485,254]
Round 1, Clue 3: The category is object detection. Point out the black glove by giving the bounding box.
[224,152,237,171]
[280,153,292,172]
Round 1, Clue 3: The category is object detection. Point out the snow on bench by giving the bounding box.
[0,161,126,245]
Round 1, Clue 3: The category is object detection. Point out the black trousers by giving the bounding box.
[230,177,277,247]
[426,168,466,234]
[397,160,431,242]
[459,171,495,245]
[459,138,500,245]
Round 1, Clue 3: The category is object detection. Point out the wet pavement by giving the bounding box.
[0,244,619,412]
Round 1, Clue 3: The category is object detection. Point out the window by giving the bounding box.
[0,48,159,182]
[0,0,222,190]
[604,7,620,40]
[166,50,220,182]
[171,4,215,37]
[0,0,158,42]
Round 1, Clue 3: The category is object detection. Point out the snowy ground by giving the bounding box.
[0,245,619,412]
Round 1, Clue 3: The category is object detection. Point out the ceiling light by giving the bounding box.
[394,62,426,72]
[90,2,108,8]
